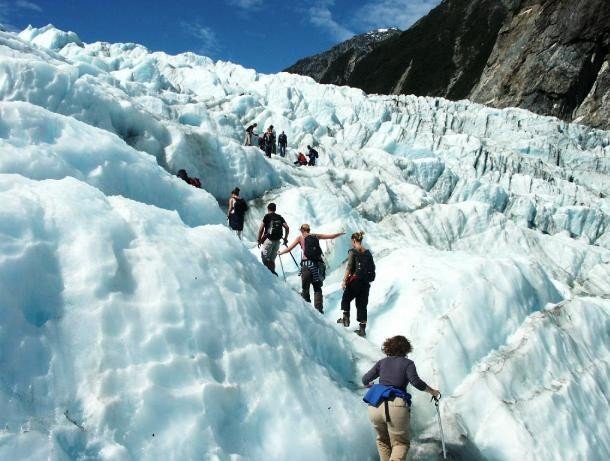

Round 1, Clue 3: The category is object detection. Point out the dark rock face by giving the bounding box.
[285,0,610,130]
[470,0,610,130]
[349,0,510,99]
[283,29,401,86]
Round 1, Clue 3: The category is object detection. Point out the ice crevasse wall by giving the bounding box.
[0,24,609,460]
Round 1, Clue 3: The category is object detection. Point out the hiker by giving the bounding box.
[294,152,308,166]
[244,123,257,146]
[362,335,441,461]
[257,202,289,275]
[278,224,344,313]
[264,125,275,158]
[227,187,248,240]
[337,231,375,337]
[278,131,287,157]
[307,145,319,166]
[176,169,201,188]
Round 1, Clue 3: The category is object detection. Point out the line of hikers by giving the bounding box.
[214,183,444,460]
[244,122,319,166]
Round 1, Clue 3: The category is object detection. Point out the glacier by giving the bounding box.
[0,24,608,460]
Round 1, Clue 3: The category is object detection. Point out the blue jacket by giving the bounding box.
[363,384,412,407]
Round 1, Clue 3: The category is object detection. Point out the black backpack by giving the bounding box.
[354,250,375,282]
[233,198,248,216]
[303,235,323,261]
[267,215,284,241]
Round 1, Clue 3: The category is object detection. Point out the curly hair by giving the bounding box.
[351,231,365,243]
[382,335,412,357]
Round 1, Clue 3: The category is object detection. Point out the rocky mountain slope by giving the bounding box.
[283,28,400,86]
[285,0,610,130]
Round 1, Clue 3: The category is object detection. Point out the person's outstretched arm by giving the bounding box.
[406,361,440,398]
[278,237,299,255]
[316,232,345,240]
[282,222,290,245]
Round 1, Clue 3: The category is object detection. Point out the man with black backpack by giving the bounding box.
[257,203,289,275]
[338,231,375,337]
[227,187,248,240]
[306,145,319,166]
[279,224,344,313]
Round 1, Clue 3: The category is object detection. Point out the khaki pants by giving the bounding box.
[368,398,410,461]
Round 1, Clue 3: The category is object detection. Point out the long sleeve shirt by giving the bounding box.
[362,356,428,393]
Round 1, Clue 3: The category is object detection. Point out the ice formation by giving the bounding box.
[0,25,608,460]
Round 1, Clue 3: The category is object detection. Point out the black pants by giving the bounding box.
[341,278,370,323]
[301,266,322,301]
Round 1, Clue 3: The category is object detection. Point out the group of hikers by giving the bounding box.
[244,122,319,166]
[177,169,443,460]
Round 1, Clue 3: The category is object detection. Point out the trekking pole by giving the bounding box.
[278,254,287,283]
[432,394,447,460]
[284,244,299,269]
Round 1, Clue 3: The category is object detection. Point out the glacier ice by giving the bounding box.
[0,25,609,460]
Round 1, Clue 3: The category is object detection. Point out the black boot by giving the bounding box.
[314,292,324,314]
[336,311,350,327]
[355,323,366,337]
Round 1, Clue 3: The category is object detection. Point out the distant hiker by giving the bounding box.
[176,169,202,188]
[294,152,308,166]
[244,123,257,146]
[307,145,319,166]
[279,224,344,313]
[257,202,289,275]
[227,187,248,240]
[258,135,266,151]
[337,231,375,337]
[362,335,440,461]
[264,125,276,158]
[278,131,287,157]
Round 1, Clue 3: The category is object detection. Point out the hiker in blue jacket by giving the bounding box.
[362,335,440,461]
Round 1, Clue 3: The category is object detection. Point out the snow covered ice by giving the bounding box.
[0,25,609,460]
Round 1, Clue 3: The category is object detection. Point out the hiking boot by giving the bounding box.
[355,323,366,337]
[336,312,350,327]
[314,292,323,314]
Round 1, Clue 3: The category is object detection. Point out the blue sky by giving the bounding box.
[0,0,440,73]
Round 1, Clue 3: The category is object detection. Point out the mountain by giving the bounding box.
[285,0,610,130]
[1,25,610,460]
[283,28,401,86]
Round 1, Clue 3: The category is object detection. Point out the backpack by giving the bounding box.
[279,134,287,145]
[267,215,284,241]
[354,250,375,282]
[303,235,323,261]
[233,198,248,216]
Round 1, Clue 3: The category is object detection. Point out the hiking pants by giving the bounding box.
[301,265,323,311]
[244,132,252,146]
[279,144,286,157]
[341,278,370,323]
[368,398,411,461]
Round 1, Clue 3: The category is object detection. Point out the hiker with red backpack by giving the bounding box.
[337,231,375,337]
[294,152,308,166]
[257,203,289,275]
[278,224,344,313]
[227,187,248,240]
[176,169,202,188]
